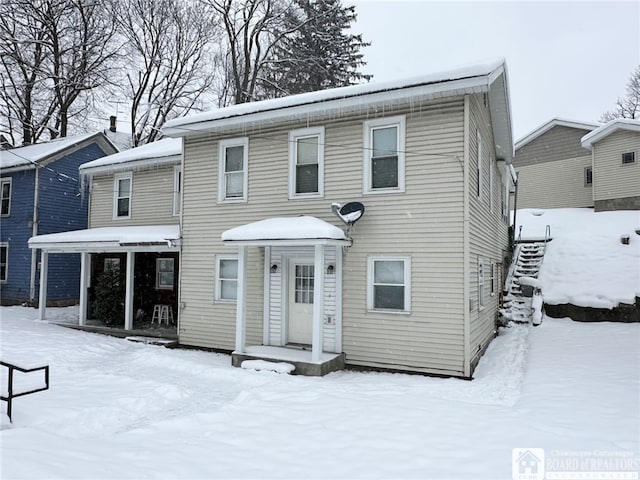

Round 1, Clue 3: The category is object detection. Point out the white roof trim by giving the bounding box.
[581,118,640,150]
[80,154,181,176]
[515,118,600,150]
[222,216,349,246]
[28,225,180,253]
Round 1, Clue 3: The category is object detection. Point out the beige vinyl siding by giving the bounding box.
[88,164,179,227]
[592,130,640,201]
[467,94,509,372]
[179,97,467,376]
[515,155,593,209]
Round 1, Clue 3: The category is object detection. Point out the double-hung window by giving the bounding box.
[216,256,238,302]
[173,166,182,216]
[478,256,485,310]
[1,178,11,216]
[218,138,248,202]
[585,167,593,186]
[156,258,174,290]
[367,256,411,313]
[363,116,406,193]
[0,243,8,282]
[289,127,324,198]
[113,173,132,219]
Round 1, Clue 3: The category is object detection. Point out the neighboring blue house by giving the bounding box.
[0,132,117,305]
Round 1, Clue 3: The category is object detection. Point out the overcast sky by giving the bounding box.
[351,0,640,141]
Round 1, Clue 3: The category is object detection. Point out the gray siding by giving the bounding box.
[467,94,510,371]
[88,165,179,227]
[179,97,468,376]
[515,155,593,209]
[592,129,640,202]
[515,125,592,167]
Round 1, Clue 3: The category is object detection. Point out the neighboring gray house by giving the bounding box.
[163,59,514,378]
[581,118,640,211]
[29,138,182,330]
[513,118,599,209]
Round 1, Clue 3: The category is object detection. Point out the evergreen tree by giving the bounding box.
[93,262,125,327]
[261,0,372,98]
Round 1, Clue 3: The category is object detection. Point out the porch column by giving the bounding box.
[312,244,325,362]
[235,245,248,353]
[79,252,89,326]
[38,250,48,321]
[124,251,135,330]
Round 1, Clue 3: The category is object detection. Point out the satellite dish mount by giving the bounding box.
[331,201,365,239]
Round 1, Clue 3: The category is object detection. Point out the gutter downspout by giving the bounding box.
[29,168,40,305]
[462,95,471,378]
[510,165,519,247]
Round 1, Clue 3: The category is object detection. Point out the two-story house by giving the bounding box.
[513,118,599,209]
[1,132,117,305]
[581,118,640,211]
[162,59,514,377]
[28,138,182,330]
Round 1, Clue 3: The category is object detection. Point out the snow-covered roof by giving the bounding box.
[163,59,513,163]
[222,216,349,246]
[79,138,182,175]
[104,129,134,152]
[0,132,116,172]
[28,225,180,252]
[580,118,640,150]
[515,118,600,151]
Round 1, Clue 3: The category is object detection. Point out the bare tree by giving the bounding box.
[0,0,119,145]
[113,0,218,145]
[601,65,640,122]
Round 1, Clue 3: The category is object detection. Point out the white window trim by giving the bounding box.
[476,130,483,200]
[218,137,249,203]
[363,115,406,195]
[367,255,411,314]
[215,255,238,303]
[113,172,132,220]
[478,256,485,310]
[288,126,325,199]
[173,165,181,216]
[0,242,8,283]
[156,257,174,290]
[1,177,11,217]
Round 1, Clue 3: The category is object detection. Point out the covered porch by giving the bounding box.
[222,216,350,376]
[28,226,180,332]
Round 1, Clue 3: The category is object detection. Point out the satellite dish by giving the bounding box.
[339,202,365,225]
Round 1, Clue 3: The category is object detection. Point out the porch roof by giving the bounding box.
[221,216,351,247]
[28,225,180,253]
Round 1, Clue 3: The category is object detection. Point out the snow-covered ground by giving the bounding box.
[1,306,638,479]
[515,208,640,308]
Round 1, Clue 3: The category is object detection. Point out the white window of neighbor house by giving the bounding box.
[156,258,174,290]
[173,166,181,216]
[0,243,8,282]
[289,127,324,198]
[1,178,11,216]
[476,130,483,200]
[363,116,406,194]
[585,166,593,186]
[218,138,248,202]
[216,256,238,302]
[113,173,132,219]
[367,256,411,313]
[490,261,496,296]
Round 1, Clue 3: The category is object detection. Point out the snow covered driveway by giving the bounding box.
[1,307,638,479]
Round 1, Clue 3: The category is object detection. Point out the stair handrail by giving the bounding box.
[0,361,50,422]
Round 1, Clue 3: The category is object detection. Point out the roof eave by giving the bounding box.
[223,238,351,247]
[80,154,181,176]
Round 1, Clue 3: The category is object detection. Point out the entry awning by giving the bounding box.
[28,225,181,253]
[221,216,351,247]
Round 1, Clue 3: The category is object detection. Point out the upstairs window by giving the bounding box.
[289,127,324,198]
[364,116,406,193]
[585,167,593,185]
[218,138,248,202]
[113,173,132,219]
[622,152,635,164]
[216,256,238,302]
[1,178,10,216]
[0,243,7,282]
[173,166,182,216]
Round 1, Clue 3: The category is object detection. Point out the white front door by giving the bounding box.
[288,259,315,345]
